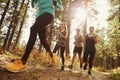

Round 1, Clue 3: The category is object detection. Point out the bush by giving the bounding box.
[109,67,120,80]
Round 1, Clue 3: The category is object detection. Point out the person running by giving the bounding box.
[83,26,98,75]
[5,0,63,72]
[53,22,68,71]
[69,28,83,69]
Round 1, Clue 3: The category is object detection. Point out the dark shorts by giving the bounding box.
[73,47,82,54]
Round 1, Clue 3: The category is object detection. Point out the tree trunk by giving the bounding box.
[14,0,29,47]
[65,0,72,57]
[118,53,120,67]
[6,14,18,51]
[3,0,18,50]
[117,48,120,67]
[66,18,70,56]
[6,0,19,51]
[0,0,10,28]
[20,0,25,9]
[3,22,12,49]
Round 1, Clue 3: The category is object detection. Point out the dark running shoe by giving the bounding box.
[80,63,82,69]
[47,63,54,67]
[83,64,87,70]
[88,70,91,75]
[61,66,64,71]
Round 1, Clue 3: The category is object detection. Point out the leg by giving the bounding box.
[71,52,77,67]
[88,50,95,74]
[60,46,65,70]
[38,28,53,57]
[78,47,83,68]
[21,25,37,64]
[5,13,53,72]
[21,13,53,64]
[70,47,77,68]
[83,49,89,70]
[53,44,59,53]
[5,19,38,72]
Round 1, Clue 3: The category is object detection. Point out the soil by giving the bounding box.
[0,51,110,80]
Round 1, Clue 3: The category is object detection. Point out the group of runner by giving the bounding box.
[5,0,98,75]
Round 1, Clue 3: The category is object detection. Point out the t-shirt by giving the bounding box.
[74,34,82,47]
[32,0,63,18]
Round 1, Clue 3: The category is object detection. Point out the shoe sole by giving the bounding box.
[5,67,26,73]
[47,64,55,67]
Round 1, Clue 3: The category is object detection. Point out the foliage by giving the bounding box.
[109,67,120,80]
[107,0,120,67]
[0,0,6,3]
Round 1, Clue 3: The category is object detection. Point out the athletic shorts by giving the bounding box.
[73,47,82,54]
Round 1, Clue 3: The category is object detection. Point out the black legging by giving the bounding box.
[53,44,65,66]
[21,13,53,64]
[83,49,95,68]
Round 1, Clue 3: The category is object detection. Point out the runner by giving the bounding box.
[69,29,83,69]
[53,22,68,71]
[5,0,63,72]
[83,26,98,75]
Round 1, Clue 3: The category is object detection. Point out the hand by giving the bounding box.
[53,0,57,6]
[73,42,75,44]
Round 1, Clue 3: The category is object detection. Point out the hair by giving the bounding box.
[89,26,94,29]
[60,22,67,30]
[76,28,80,31]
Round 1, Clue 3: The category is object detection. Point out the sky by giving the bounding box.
[20,0,111,55]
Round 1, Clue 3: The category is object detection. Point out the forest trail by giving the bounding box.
[0,52,110,80]
[0,66,110,80]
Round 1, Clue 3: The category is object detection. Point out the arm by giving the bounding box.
[53,0,57,6]
[93,34,98,44]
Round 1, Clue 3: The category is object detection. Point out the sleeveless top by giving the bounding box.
[85,34,96,51]
[57,30,66,46]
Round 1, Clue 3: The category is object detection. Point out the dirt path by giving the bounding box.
[0,53,110,80]
[0,66,110,80]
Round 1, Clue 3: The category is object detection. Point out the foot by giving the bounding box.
[80,63,82,69]
[83,64,87,70]
[5,60,26,73]
[47,63,54,67]
[61,66,64,71]
[88,70,91,75]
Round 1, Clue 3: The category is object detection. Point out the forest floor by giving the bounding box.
[0,49,111,80]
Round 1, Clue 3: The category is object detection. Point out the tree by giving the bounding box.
[108,0,120,67]
[3,0,19,50]
[0,0,10,28]
[5,0,19,51]
[14,0,29,47]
